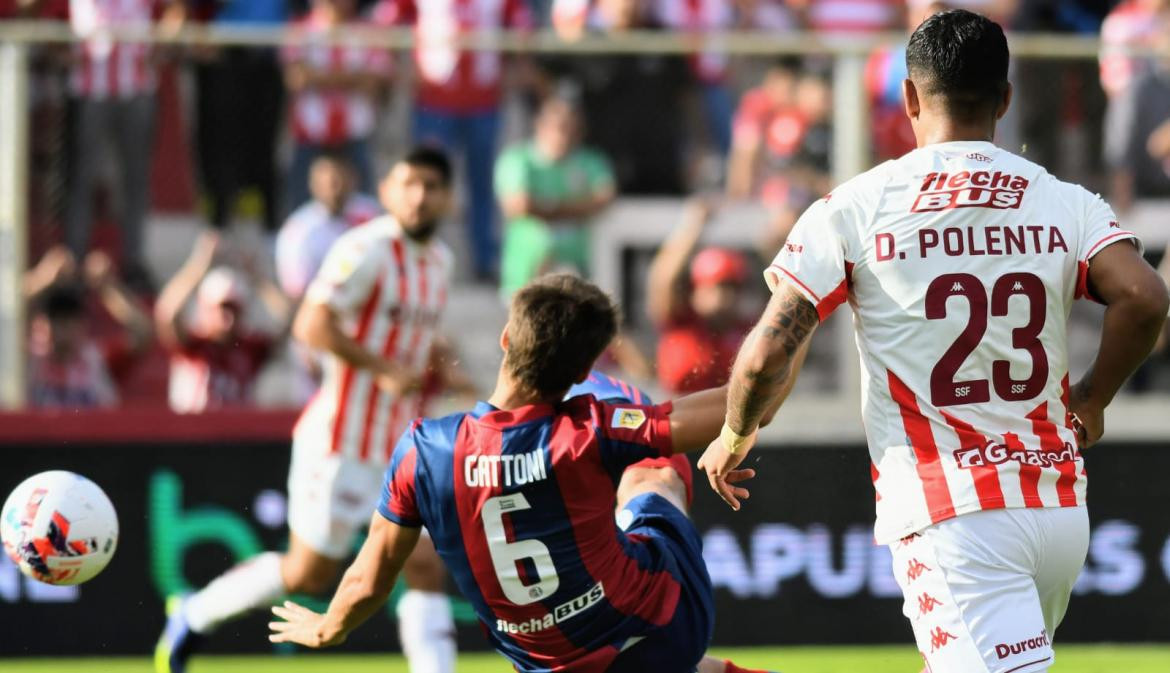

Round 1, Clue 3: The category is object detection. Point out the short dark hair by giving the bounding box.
[35,285,85,321]
[399,146,453,186]
[906,9,1009,120]
[504,274,619,399]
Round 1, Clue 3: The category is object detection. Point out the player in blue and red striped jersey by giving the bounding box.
[270,274,777,673]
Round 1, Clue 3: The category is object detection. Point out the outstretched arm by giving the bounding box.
[269,514,420,648]
[698,282,819,509]
[155,232,219,350]
[646,199,710,327]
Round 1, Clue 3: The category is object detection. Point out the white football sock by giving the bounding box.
[183,551,286,634]
[397,590,456,673]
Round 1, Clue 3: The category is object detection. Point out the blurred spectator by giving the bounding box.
[790,0,901,32]
[374,0,534,280]
[653,0,735,158]
[1105,21,1170,211]
[57,0,186,291]
[732,0,800,30]
[547,0,691,194]
[275,154,380,403]
[866,1,946,162]
[1100,0,1169,100]
[275,154,381,300]
[494,96,615,298]
[24,247,153,409]
[646,199,753,394]
[282,0,391,212]
[727,58,832,252]
[190,0,287,234]
[155,233,291,413]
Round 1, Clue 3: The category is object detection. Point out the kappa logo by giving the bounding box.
[906,558,932,582]
[1109,220,1121,229]
[917,593,944,617]
[785,242,804,254]
[966,152,992,163]
[612,408,646,430]
[929,627,958,652]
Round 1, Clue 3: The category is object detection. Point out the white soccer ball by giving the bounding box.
[0,471,118,586]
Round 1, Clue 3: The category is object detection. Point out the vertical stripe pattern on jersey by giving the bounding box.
[330,275,384,454]
[1004,432,1044,507]
[941,410,1005,510]
[1026,401,1079,507]
[888,370,956,523]
[357,239,410,461]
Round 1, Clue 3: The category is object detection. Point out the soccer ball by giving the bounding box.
[0,471,118,586]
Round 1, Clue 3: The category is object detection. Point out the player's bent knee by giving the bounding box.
[617,466,687,512]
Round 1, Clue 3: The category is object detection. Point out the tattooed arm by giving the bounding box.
[698,281,820,509]
[726,282,820,435]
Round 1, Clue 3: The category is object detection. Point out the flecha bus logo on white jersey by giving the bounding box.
[911,171,1029,213]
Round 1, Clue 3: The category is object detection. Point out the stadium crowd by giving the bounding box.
[5,0,1170,412]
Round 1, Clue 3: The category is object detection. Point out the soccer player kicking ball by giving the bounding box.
[270,274,776,673]
[700,10,1169,673]
[158,148,461,673]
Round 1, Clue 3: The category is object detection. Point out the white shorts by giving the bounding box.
[889,506,1089,673]
[287,433,386,560]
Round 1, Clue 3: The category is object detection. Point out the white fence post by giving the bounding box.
[831,51,869,404]
[0,43,29,409]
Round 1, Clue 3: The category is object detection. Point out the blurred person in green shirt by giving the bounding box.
[494,96,616,298]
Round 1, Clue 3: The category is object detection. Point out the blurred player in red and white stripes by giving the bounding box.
[281,0,392,211]
[157,148,460,673]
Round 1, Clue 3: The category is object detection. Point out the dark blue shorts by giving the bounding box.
[609,493,714,673]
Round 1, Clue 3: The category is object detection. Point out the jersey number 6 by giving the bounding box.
[926,272,1049,407]
[482,493,561,605]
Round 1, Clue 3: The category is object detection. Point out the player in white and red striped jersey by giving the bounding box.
[157,149,460,673]
[702,11,1169,673]
[281,0,393,209]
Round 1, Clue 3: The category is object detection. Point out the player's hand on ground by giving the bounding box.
[1068,380,1104,449]
[269,600,344,648]
[697,437,756,511]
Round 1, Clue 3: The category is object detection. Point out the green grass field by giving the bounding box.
[3,647,1168,673]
